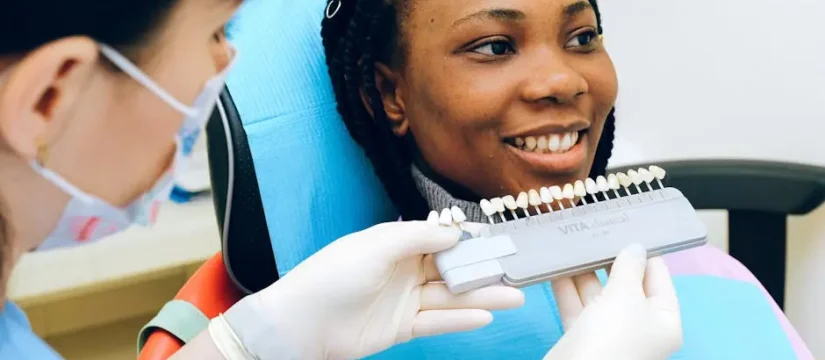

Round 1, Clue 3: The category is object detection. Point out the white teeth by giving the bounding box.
[649,165,666,180]
[451,206,467,223]
[607,173,620,189]
[639,168,655,184]
[516,192,529,209]
[512,131,579,154]
[528,189,542,206]
[480,199,496,216]
[503,195,518,210]
[550,186,564,201]
[548,135,561,152]
[540,187,553,203]
[617,172,632,187]
[525,136,537,150]
[439,208,453,225]
[491,197,505,213]
[627,169,642,185]
[585,178,599,195]
[427,210,440,226]
[537,136,548,151]
[596,176,609,192]
[574,180,587,197]
[562,184,575,199]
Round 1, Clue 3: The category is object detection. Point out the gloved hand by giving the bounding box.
[223,221,526,360]
[544,244,683,360]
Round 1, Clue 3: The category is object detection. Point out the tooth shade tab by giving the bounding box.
[528,190,542,206]
[574,181,587,197]
[540,187,553,203]
[650,165,666,180]
[491,197,506,213]
[639,168,655,183]
[617,172,633,188]
[585,178,600,194]
[562,184,575,199]
[503,195,518,210]
[627,169,643,185]
[451,206,467,223]
[516,192,530,209]
[439,208,453,225]
[427,211,439,226]
[596,176,609,192]
[607,173,620,189]
[480,199,496,216]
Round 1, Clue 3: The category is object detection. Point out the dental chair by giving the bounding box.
[137,0,818,359]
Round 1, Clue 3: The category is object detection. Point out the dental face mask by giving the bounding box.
[33,42,237,250]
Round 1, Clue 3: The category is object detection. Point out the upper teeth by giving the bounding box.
[512,132,579,153]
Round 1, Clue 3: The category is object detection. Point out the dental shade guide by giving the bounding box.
[433,165,708,294]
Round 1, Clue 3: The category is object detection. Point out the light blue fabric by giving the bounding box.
[0,301,62,359]
[225,1,798,359]
[226,0,397,277]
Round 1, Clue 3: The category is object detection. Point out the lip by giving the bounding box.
[500,120,590,140]
[505,131,589,174]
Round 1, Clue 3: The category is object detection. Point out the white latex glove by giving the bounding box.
[223,221,525,360]
[544,244,683,360]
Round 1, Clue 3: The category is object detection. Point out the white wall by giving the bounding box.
[599,0,825,356]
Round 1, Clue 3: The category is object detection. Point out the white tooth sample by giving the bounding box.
[627,169,642,185]
[480,199,496,224]
[528,189,542,206]
[649,165,667,180]
[450,206,467,223]
[549,135,561,152]
[540,187,553,203]
[491,197,506,213]
[574,180,587,197]
[525,136,537,150]
[503,195,518,210]
[516,192,530,209]
[585,178,599,195]
[607,173,620,189]
[562,183,575,199]
[427,211,440,226]
[561,133,572,150]
[439,208,453,225]
[514,137,525,148]
[639,168,655,188]
[537,136,548,151]
[550,186,564,200]
[617,172,633,194]
[649,165,666,188]
[596,176,609,192]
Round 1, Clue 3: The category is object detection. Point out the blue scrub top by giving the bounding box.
[0,300,61,359]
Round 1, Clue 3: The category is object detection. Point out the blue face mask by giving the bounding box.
[30,43,238,250]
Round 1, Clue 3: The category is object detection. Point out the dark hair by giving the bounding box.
[322,0,616,220]
[1,1,179,57]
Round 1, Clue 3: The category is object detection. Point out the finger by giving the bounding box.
[604,243,648,295]
[373,221,462,261]
[423,254,443,282]
[644,257,680,314]
[550,277,583,331]
[411,309,493,339]
[459,222,489,237]
[419,283,525,311]
[572,272,603,307]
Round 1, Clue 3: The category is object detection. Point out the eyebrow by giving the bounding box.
[452,9,526,28]
[563,1,593,19]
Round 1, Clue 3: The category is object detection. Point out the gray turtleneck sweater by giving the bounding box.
[410,165,489,223]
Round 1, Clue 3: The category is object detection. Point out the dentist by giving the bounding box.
[0,1,681,359]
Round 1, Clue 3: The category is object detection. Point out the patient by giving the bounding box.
[321,0,812,358]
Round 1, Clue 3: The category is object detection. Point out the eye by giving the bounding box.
[470,39,516,56]
[565,30,599,49]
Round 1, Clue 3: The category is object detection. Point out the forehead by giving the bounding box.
[403,0,592,27]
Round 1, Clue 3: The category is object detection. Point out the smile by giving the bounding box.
[506,131,583,154]
[503,129,590,173]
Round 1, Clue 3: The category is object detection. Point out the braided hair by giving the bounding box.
[322,0,616,220]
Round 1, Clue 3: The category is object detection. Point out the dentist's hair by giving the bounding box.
[321,0,616,220]
[1,1,178,58]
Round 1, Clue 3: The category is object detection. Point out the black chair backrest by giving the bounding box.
[205,88,278,294]
[612,160,825,309]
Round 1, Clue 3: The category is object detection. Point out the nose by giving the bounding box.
[520,53,588,105]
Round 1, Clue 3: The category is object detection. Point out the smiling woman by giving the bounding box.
[322,0,616,221]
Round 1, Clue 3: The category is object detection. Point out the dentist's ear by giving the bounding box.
[0,36,99,160]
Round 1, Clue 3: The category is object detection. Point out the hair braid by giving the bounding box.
[321,0,616,219]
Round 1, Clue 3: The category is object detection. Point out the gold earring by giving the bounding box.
[36,137,49,166]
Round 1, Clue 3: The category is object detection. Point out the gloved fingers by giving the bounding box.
[644,256,680,314]
[373,221,462,262]
[604,243,648,295]
[419,283,525,311]
[411,309,493,338]
[572,272,603,307]
[423,254,442,282]
[551,277,583,331]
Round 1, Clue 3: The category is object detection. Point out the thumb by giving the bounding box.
[374,221,462,261]
[603,243,648,295]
